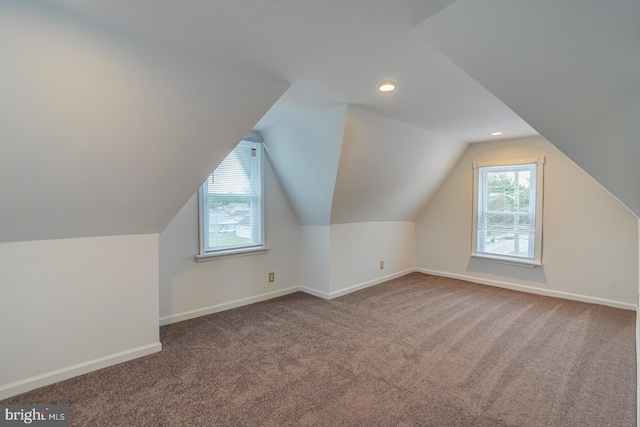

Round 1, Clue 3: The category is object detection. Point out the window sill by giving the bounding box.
[471,253,541,268]
[195,246,269,262]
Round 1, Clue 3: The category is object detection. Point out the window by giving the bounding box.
[472,158,544,266]
[197,140,266,260]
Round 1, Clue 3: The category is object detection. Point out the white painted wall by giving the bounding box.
[416,136,638,309]
[262,106,347,226]
[332,106,466,223]
[159,155,300,325]
[267,106,456,299]
[298,226,331,297]
[0,234,160,400]
[329,222,415,296]
[299,222,416,299]
[0,0,287,242]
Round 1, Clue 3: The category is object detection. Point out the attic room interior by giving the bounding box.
[1,0,639,425]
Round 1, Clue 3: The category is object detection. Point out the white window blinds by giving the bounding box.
[200,140,264,254]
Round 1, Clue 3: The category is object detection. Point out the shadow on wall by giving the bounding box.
[466,258,548,285]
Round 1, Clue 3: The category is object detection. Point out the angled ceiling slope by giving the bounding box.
[262,105,347,226]
[45,0,537,145]
[0,0,288,243]
[416,0,640,217]
[332,105,466,223]
[263,105,466,226]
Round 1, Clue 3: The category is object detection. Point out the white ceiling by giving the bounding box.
[4,0,637,243]
[331,105,466,224]
[262,106,347,226]
[416,0,640,217]
[262,105,466,226]
[46,0,538,143]
[0,0,288,242]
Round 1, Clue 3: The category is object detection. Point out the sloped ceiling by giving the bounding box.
[262,106,347,226]
[332,106,466,224]
[416,0,640,217]
[44,0,537,144]
[0,1,288,242]
[8,0,631,244]
[264,105,467,226]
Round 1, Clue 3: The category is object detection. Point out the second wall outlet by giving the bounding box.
[380,261,384,269]
[268,272,275,283]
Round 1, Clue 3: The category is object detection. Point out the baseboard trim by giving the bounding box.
[329,268,416,299]
[0,342,162,401]
[416,268,637,311]
[159,286,299,326]
[299,286,331,299]
[300,269,415,300]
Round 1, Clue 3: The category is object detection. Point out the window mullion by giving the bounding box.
[473,160,543,265]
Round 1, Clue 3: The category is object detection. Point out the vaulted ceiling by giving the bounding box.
[416,0,640,217]
[262,105,466,225]
[43,0,537,144]
[2,0,637,244]
[0,0,287,242]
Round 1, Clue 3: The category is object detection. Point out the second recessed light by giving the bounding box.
[378,80,398,94]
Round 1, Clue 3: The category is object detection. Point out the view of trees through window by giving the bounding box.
[478,165,536,258]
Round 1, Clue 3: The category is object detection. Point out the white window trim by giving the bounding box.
[195,245,269,262]
[471,157,545,267]
[195,141,267,262]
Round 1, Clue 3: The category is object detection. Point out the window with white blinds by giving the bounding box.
[472,158,544,266]
[198,140,264,257]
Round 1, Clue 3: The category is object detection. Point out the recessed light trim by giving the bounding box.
[377,80,397,94]
[490,131,503,136]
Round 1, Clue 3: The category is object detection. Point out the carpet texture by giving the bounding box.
[2,273,636,426]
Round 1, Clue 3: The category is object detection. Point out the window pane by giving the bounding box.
[205,195,258,249]
[201,140,263,254]
[476,163,538,261]
[486,170,531,213]
[480,231,534,258]
[485,213,532,228]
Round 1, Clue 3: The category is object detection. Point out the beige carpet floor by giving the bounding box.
[2,272,636,426]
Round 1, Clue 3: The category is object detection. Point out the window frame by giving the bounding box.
[195,140,267,262]
[471,157,545,267]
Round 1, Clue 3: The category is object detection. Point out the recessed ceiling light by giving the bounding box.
[490,131,503,136]
[377,80,398,94]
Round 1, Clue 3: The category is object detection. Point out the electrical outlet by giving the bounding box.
[268,272,275,283]
[380,261,384,269]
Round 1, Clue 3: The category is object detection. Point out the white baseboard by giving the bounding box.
[300,269,415,300]
[299,286,331,299]
[0,342,162,401]
[416,268,637,311]
[159,286,299,326]
[329,268,416,299]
